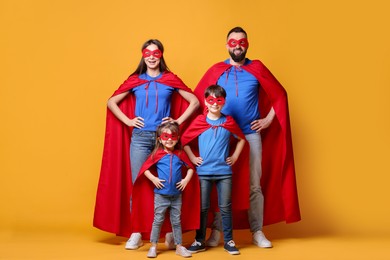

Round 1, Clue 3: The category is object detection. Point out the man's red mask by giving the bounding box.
[205,96,225,105]
[227,38,249,48]
[142,49,163,58]
[159,132,178,141]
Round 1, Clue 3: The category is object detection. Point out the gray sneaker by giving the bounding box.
[176,246,192,258]
[147,246,157,258]
[252,231,272,248]
[125,233,143,250]
[164,232,175,250]
[205,229,221,247]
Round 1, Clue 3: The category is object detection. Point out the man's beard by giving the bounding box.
[229,48,247,62]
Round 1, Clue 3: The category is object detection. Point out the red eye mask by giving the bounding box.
[227,38,249,48]
[159,132,178,141]
[142,49,162,58]
[205,96,225,105]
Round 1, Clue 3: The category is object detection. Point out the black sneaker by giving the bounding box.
[224,240,240,255]
[187,240,206,253]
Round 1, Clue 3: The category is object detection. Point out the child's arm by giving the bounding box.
[226,137,246,166]
[183,145,203,166]
[144,169,165,189]
[176,168,194,191]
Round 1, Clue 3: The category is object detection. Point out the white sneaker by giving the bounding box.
[125,232,143,250]
[252,231,272,248]
[176,245,192,258]
[205,229,220,247]
[164,232,175,250]
[147,246,157,258]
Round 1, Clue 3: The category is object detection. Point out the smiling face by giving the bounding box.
[226,32,248,64]
[158,128,178,151]
[204,94,225,114]
[142,43,161,71]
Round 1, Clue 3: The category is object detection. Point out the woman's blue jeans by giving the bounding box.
[195,177,233,243]
[130,130,156,183]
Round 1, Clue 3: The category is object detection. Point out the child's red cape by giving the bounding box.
[194,60,301,226]
[93,72,194,237]
[130,149,200,240]
[181,114,251,228]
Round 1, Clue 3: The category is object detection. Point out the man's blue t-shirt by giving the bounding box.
[196,115,233,176]
[131,73,176,132]
[218,59,261,134]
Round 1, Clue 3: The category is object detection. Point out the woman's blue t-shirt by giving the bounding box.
[131,73,176,132]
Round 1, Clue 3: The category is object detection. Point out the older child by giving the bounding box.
[181,85,246,255]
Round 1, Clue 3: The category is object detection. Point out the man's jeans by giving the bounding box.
[150,194,183,245]
[196,177,233,243]
[246,132,264,232]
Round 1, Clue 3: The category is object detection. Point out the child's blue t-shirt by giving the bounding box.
[218,59,261,134]
[155,153,186,196]
[196,115,233,176]
[131,73,176,132]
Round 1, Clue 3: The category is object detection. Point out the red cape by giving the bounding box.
[93,72,194,237]
[130,149,200,240]
[194,60,301,226]
[181,114,250,228]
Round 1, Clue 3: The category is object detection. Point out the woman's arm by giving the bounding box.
[107,92,145,128]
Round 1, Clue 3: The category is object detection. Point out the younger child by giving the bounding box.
[139,122,195,258]
[181,85,246,255]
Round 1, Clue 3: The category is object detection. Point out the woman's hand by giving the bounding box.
[129,116,145,128]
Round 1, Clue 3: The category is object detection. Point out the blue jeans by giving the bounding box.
[150,194,183,245]
[130,130,156,183]
[246,133,264,232]
[196,177,233,243]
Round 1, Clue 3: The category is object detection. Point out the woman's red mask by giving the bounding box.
[159,132,178,141]
[227,38,249,48]
[142,49,162,58]
[205,96,225,105]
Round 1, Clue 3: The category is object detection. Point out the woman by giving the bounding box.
[93,39,199,249]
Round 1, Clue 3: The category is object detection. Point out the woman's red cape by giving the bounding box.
[93,72,194,237]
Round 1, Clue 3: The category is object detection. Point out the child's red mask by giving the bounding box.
[159,132,178,141]
[205,96,225,105]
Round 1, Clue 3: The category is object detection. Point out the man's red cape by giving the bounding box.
[194,60,301,226]
[93,72,194,237]
[130,149,200,240]
[181,114,250,228]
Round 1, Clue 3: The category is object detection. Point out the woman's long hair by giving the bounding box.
[130,39,170,76]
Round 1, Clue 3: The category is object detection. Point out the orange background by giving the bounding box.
[1,0,390,259]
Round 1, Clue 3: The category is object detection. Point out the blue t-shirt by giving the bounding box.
[196,115,233,176]
[131,73,176,131]
[155,153,186,196]
[218,59,261,134]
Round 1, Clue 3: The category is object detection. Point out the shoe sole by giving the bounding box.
[253,240,272,248]
[188,248,206,253]
[125,242,144,250]
[225,249,240,255]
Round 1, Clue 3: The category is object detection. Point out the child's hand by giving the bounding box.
[226,156,238,166]
[152,177,166,189]
[191,157,203,166]
[176,179,190,191]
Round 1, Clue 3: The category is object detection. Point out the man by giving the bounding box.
[193,26,301,248]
